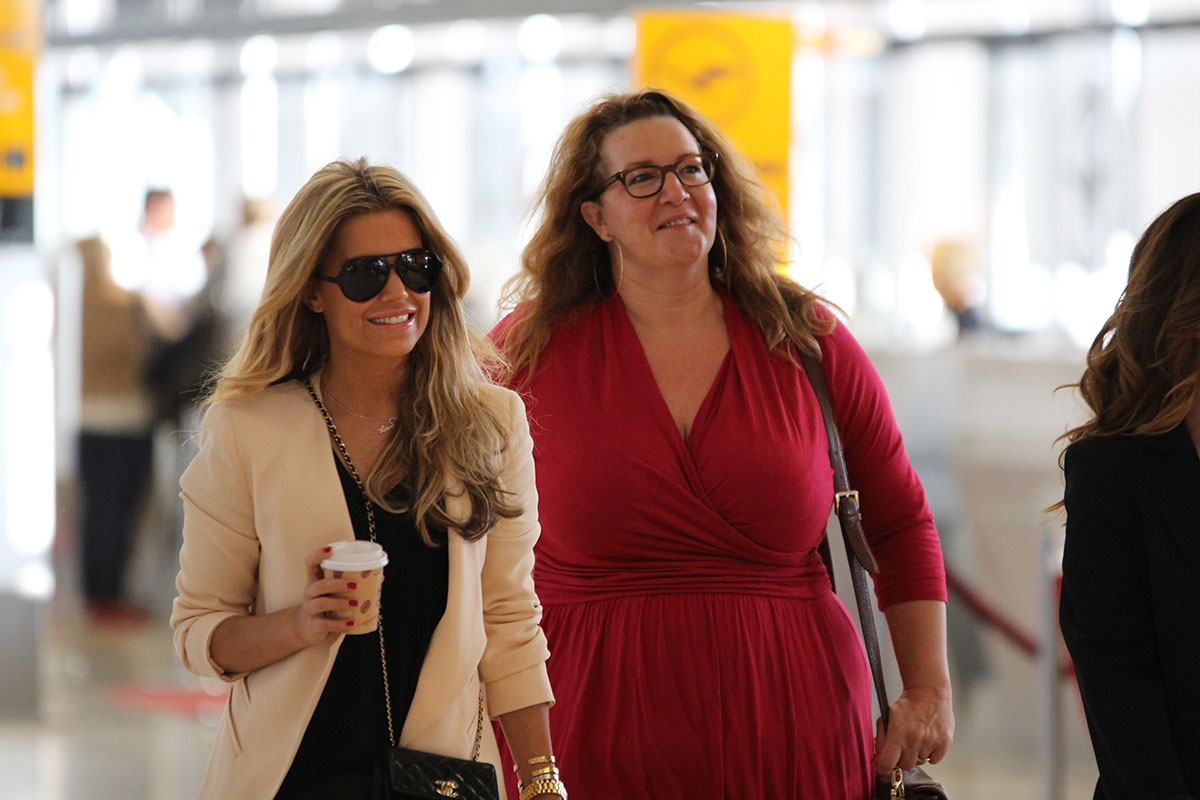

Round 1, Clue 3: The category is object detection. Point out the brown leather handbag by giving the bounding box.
[801,353,950,800]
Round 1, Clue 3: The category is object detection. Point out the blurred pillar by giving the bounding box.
[0,244,54,720]
[0,0,46,721]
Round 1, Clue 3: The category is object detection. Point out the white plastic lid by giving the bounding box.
[320,540,388,572]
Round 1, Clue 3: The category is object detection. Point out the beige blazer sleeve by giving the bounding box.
[171,400,261,681]
[479,388,554,717]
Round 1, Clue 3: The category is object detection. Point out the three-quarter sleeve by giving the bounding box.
[821,320,947,609]
[478,389,554,718]
[170,401,261,681]
[1060,439,1192,798]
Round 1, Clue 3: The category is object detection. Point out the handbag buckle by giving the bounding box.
[889,767,905,799]
[434,779,460,797]
[835,489,859,513]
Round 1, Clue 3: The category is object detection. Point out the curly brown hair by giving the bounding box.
[498,88,832,382]
[1058,191,1200,447]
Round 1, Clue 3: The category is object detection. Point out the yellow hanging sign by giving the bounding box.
[0,0,38,197]
[635,10,793,218]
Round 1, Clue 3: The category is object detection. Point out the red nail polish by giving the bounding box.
[324,546,332,552]
[345,620,354,627]
[347,582,357,590]
[348,599,358,607]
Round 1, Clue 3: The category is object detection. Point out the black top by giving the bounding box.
[276,457,449,799]
[1060,424,1200,800]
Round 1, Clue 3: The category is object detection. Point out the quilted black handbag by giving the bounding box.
[801,354,950,800]
[384,730,499,800]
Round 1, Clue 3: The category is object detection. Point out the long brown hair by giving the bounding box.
[498,88,832,382]
[207,158,518,543]
[1059,191,1200,447]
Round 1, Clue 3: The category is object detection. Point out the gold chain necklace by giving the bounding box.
[323,383,397,434]
[303,378,484,760]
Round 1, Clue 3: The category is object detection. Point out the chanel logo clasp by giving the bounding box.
[434,779,460,797]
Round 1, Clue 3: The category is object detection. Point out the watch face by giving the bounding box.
[643,23,756,127]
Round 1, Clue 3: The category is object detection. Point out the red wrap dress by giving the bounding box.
[492,291,945,800]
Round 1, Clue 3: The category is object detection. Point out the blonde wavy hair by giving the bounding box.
[498,88,832,382]
[1052,191,1200,497]
[207,158,518,543]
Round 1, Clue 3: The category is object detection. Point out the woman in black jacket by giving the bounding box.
[1057,191,1200,800]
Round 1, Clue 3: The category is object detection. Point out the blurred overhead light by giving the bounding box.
[240,35,278,78]
[63,0,106,36]
[306,32,343,72]
[1110,0,1149,27]
[602,16,635,58]
[887,0,926,42]
[518,14,562,64]
[836,27,886,57]
[368,25,415,74]
[446,19,486,64]
[996,0,1030,35]
[793,1,826,30]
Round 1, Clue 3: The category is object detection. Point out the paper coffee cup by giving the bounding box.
[321,541,388,634]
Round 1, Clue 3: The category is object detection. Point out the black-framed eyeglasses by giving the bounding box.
[594,152,719,199]
[319,248,443,302]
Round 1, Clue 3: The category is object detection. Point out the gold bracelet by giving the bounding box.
[513,755,556,773]
[515,768,559,795]
[519,778,567,800]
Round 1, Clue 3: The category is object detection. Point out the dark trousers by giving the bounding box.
[77,431,154,603]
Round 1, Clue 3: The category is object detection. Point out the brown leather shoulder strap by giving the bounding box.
[800,349,893,728]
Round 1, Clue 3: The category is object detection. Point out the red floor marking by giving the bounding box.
[108,683,229,716]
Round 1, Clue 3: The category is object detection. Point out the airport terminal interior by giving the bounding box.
[3,0,1200,797]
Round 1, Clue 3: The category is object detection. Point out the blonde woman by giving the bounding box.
[171,159,561,800]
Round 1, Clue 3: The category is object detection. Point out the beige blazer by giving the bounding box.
[170,378,553,800]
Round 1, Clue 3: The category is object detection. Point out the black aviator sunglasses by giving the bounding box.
[319,248,443,302]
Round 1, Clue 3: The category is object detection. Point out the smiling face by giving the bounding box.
[308,208,431,376]
[581,115,718,284]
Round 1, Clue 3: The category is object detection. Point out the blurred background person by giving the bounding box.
[930,239,988,339]
[109,188,208,341]
[143,233,223,432]
[1057,191,1200,800]
[76,235,163,625]
[217,194,276,354]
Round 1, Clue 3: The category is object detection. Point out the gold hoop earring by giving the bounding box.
[612,242,625,295]
[713,227,728,281]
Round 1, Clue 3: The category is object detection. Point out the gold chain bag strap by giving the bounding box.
[797,357,950,800]
[305,380,500,800]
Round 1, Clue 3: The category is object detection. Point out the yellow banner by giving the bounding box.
[0,0,38,196]
[635,10,792,218]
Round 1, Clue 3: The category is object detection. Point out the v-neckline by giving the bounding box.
[611,291,733,450]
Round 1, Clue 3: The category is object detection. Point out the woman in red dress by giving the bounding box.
[492,89,953,799]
